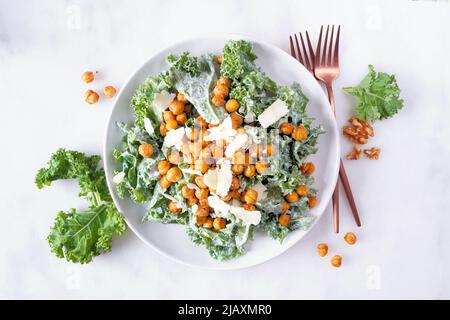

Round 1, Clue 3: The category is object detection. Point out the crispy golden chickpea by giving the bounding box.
[84,89,99,104]
[220,192,233,202]
[232,150,245,165]
[181,184,195,199]
[243,189,258,204]
[157,160,171,175]
[199,198,209,208]
[195,188,209,199]
[278,214,291,227]
[300,162,315,175]
[167,151,181,165]
[225,99,239,113]
[211,95,225,107]
[244,165,256,178]
[103,86,117,98]
[196,215,207,225]
[196,206,209,217]
[331,255,342,268]
[317,243,328,257]
[285,191,299,203]
[196,116,208,129]
[169,99,185,115]
[231,164,245,175]
[230,190,240,199]
[187,197,198,206]
[344,232,357,245]
[176,112,187,125]
[159,123,168,136]
[168,201,181,214]
[138,143,153,158]
[194,160,209,174]
[176,92,188,103]
[296,185,309,197]
[203,217,214,229]
[184,103,192,113]
[195,176,208,189]
[166,118,178,131]
[216,55,223,64]
[242,203,256,211]
[159,175,171,189]
[166,167,182,183]
[163,110,175,123]
[308,196,317,208]
[280,201,289,214]
[213,217,226,230]
[217,76,231,87]
[255,161,269,174]
[280,122,294,135]
[81,71,95,83]
[230,177,240,191]
[292,125,308,141]
[230,112,243,129]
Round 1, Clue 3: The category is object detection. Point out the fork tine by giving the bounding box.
[294,34,304,65]
[289,36,296,59]
[333,25,341,67]
[315,25,323,66]
[299,32,311,71]
[305,31,315,70]
[327,25,335,66]
[321,25,330,66]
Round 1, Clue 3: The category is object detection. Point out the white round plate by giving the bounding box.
[104,34,340,270]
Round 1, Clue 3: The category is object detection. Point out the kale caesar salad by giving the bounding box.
[112,40,324,261]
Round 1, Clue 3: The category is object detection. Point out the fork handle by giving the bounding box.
[339,159,362,227]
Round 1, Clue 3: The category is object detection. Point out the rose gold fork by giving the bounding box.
[290,27,362,233]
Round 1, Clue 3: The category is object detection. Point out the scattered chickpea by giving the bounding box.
[165,118,178,131]
[84,89,99,104]
[159,175,171,189]
[344,232,357,245]
[168,201,181,214]
[220,192,233,202]
[212,95,225,107]
[244,165,256,177]
[255,161,269,174]
[195,188,209,200]
[308,196,317,208]
[163,110,175,122]
[187,197,198,206]
[176,112,188,125]
[213,217,226,230]
[230,112,243,129]
[166,167,182,183]
[169,100,185,116]
[195,176,208,189]
[242,203,256,211]
[296,185,309,197]
[216,55,223,64]
[232,150,246,165]
[195,116,208,129]
[81,71,95,83]
[198,198,209,208]
[225,99,240,113]
[230,190,240,199]
[181,184,195,199]
[196,206,209,217]
[230,177,240,190]
[280,122,294,135]
[280,201,289,214]
[138,143,153,158]
[231,164,245,175]
[159,123,168,136]
[203,217,214,229]
[194,160,209,174]
[103,86,117,98]
[176,92,188,103]
[300,162,315,175]
[285,191,299,203]
[196,215,207,225]
[168,151,182,165]
[331,255,342,268]
[317,243,328,257]
[278,214,291,227]
[217,76,231,87]
[243,189,258,205]
[292,125,308,141]
[157,160,171,175]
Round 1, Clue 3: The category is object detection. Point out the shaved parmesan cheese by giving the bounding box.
[208,195,231,216]
[163,127,185,150]
[113,172,125,184]
[229,206,261,226]
[143,117,155,136]
[153,90,175,111]
[258,99,289,128]
[186,183,200,192]
[204,115,236,142]
[216,163,232,197]
[181,168,203,176]
[203,169,218,191]
[225,133,249,158]
[252,182,267,202]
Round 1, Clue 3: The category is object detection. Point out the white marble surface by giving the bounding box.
[1,0,449,299]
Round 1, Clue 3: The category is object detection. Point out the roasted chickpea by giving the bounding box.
[184,103,192,113]
[187,197,198,206]
[103,86,117,98]
[231,164,245,175]
[285,191,299,203]
[280,122,294,135]
[230,190,240,199]
[230,177,240,191]
[296,185,309,197]
[138,143,153,158]
[168,201,181,214]
[232,150,245,165]
[308,196,317,208]
[300,162,315,175]
[278,214,291,227]
[244,165,256,178]
[243,189,258,204]
[216,55,223,64]
[81,71,95,83]
[255,161,269,174]
[195,176,208,189]
[181,184,195,199]
[169,99,185,115]
[198,198,209,208]
[195,188,209,199]
[317,243,328,257]
[84,89,99,104]
[176,92,188,103]
[242,203,256,211]
[292,125,308,141]
[331,255,342,268]
[213,217,226,230]
[157,160,171,175]
[211,95,225,107]
[195,116,208,129]
[217,76,231,87]
[159,123,168,136]
[166,167,182,183]
[176,112,188,125]
[163,110,175,122]
[220,192,233,202]
[168,151,182,165]
[230,112,243,129]
[280,201,289,214]
[344,232,357,245]
[166,118,178,131]
[196,206,209,217]
[159,175,171,189]
[203,217,214,229]
[194,160,209,174]
[225,99,239,113]
[196,215,207,225]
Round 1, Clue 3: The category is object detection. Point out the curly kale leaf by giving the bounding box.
[221,40,257,80]
[167,52,202,76]
[343,65,404,122]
